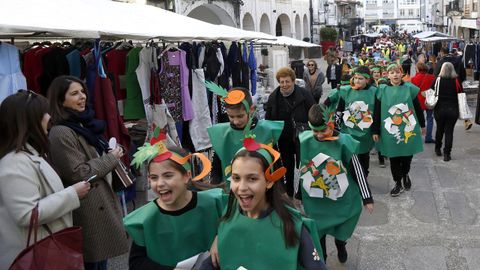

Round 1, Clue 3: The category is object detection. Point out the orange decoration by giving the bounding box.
[224,90,245,105]
[392,115,403,125]
[326,161,341,175]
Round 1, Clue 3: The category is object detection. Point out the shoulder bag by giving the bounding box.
[456,79,473,120]
[425,77,440,109]
[9,205,84,270]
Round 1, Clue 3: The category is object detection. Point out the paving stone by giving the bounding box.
[435,166,459,188]
[404,246,448,270]
[357,241,406,270]
[459,248,480,270]
[444,192,477,225]
[409,191,439,224]
[358,200,388,227]
[408,164,432,191]
[367,174,391,194]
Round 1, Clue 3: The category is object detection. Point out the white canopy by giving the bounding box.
[413,31,451,39]
[419,36,459,42]
[0,0,275,41]
[256,36,320,48]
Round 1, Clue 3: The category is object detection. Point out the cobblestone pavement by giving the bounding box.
[109,57,480,270]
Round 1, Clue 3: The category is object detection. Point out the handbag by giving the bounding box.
[424,77,440,109]
[458,92,473,120]
[9,205,84,270]
[112,159,135,192]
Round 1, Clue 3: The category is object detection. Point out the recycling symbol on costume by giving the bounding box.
[300,153,349,200]
[384,103,417,144]
[342,101,373,130]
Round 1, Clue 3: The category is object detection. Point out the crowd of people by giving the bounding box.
[0,32,476,270]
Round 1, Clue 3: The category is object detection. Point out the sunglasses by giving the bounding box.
[18,89,38,104]
[307,64,315,66]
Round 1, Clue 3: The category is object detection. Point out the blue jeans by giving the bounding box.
[425,109,434,141]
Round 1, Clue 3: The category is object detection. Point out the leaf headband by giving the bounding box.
[205,81,250,113]
[241,136,287,182]
[131,128,211,181]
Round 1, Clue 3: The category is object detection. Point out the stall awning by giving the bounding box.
[256,36,321,48]
[0,0,276,41]
[413,31,451,39]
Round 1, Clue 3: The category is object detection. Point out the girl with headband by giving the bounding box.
[372,63,425,197]
[298,104,374,264]
[324,66,377,177]
[123,129,225,269]
[202,136,327,270]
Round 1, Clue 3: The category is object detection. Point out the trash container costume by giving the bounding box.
[205,81,283,188]
[299,104,373,263]
[124,129,224,269]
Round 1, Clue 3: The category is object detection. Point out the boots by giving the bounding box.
[335,239,348,263]
[444,153,451,162]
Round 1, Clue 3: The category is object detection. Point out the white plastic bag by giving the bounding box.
[458,92,473,120]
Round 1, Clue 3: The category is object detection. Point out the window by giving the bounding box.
[400,9,405,16]
[408,9,414,16]
[473,0,478,11]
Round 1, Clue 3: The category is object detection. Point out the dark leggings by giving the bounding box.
[434,107,458,155]
[320,235,347,261]
[389,156,413,183]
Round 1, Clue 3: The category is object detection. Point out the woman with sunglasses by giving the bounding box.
[47,76,129,270]
[303,59,325,103]
[0,90,90,267]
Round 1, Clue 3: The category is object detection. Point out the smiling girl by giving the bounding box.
[372,63,425,197]
[208,139,326,270]
[123,133,224,269]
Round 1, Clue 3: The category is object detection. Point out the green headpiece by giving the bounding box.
[205,81,250,113]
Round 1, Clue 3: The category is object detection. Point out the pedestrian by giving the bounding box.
[299,104,374,263]
[204,138,327,270]
[303,59,325,103]
[326,58,341,89]
[432,62,463,161]
[124,134,223,269]
[265,67,315,197]
[372,63,425,196]
[0,90,90,267]
[411,62,436,143]
[206,86,283,188]
[47,75,129,269]
[324,66,377,176]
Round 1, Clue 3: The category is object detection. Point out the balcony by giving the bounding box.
[338,17,363,27]
[446,0,463,16]
[335,0,361,5]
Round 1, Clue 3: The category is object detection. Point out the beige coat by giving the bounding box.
[0,145,80,269]
[49,125,129,263]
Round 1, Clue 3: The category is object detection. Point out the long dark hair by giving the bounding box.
[47,75,88,125]
[0,90,50,159]
[222,150,299,247]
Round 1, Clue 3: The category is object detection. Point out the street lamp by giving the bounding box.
[324,2,330,25]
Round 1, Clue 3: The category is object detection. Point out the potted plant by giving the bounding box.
[320,27,338,55]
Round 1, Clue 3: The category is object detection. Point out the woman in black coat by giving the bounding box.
[431,62,463,161]
[265,67,315,197]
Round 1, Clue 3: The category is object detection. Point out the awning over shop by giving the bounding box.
[0,0,276,41]
[419,36,459,42]
[256,36,321,47]
[413,31,451,39]
[460,19,478,30]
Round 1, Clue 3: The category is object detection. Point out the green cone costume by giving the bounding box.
[336,85,377,154]
[299,132,362,240]
[376,83,424,157]
[207,120,284,183]
[123,189,225,267]
[218,206,322,270]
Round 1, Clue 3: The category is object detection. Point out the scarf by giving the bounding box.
[309,70,319,90]
[62,107,108,155]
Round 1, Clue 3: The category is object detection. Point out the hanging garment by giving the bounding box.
[202,43,222,82]
[189,68,213,151]
[124,47,146,119]
[105,49,129,116]
[151,102,180,146]
[136,46,156,124]
[22,46,44,93]
[476,44,480,71]
[229,42,249,88]
[0,43,27,102]
[159,49,194,122]
[39,46,70,95]
[463,44,476,68]
[65,48,83,78]
[248,41,257,96]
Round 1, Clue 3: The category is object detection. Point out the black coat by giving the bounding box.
[265,85,315,143]
[434,55,466,83]
[326,64,341,83]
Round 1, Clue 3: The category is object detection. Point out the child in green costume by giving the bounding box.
[124,130,224,269]
[205,83,284,188]
[372,63,425,197]
[299,104,374,263]
[324,66,377,177]
[201,137,327,270]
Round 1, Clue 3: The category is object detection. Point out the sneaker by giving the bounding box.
[465,120,473,131]
[390,183,404,197]
[335,239,348,263]
[444,153,451,162]
[403,175,412,191]
[435,149,442,156]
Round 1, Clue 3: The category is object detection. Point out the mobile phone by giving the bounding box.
[86,175,98,183]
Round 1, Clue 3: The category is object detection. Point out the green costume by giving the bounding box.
[208,120,284,183]
[123,189,224,267]
[376,83,424,157]
[299,132,362,240]
[338,85,377,154]
[124,47,146,119]
[218,206,322,270]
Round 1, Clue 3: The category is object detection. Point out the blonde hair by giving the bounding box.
[306,60,318,69]
[276,67,296,82]
[438,62,457,79]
